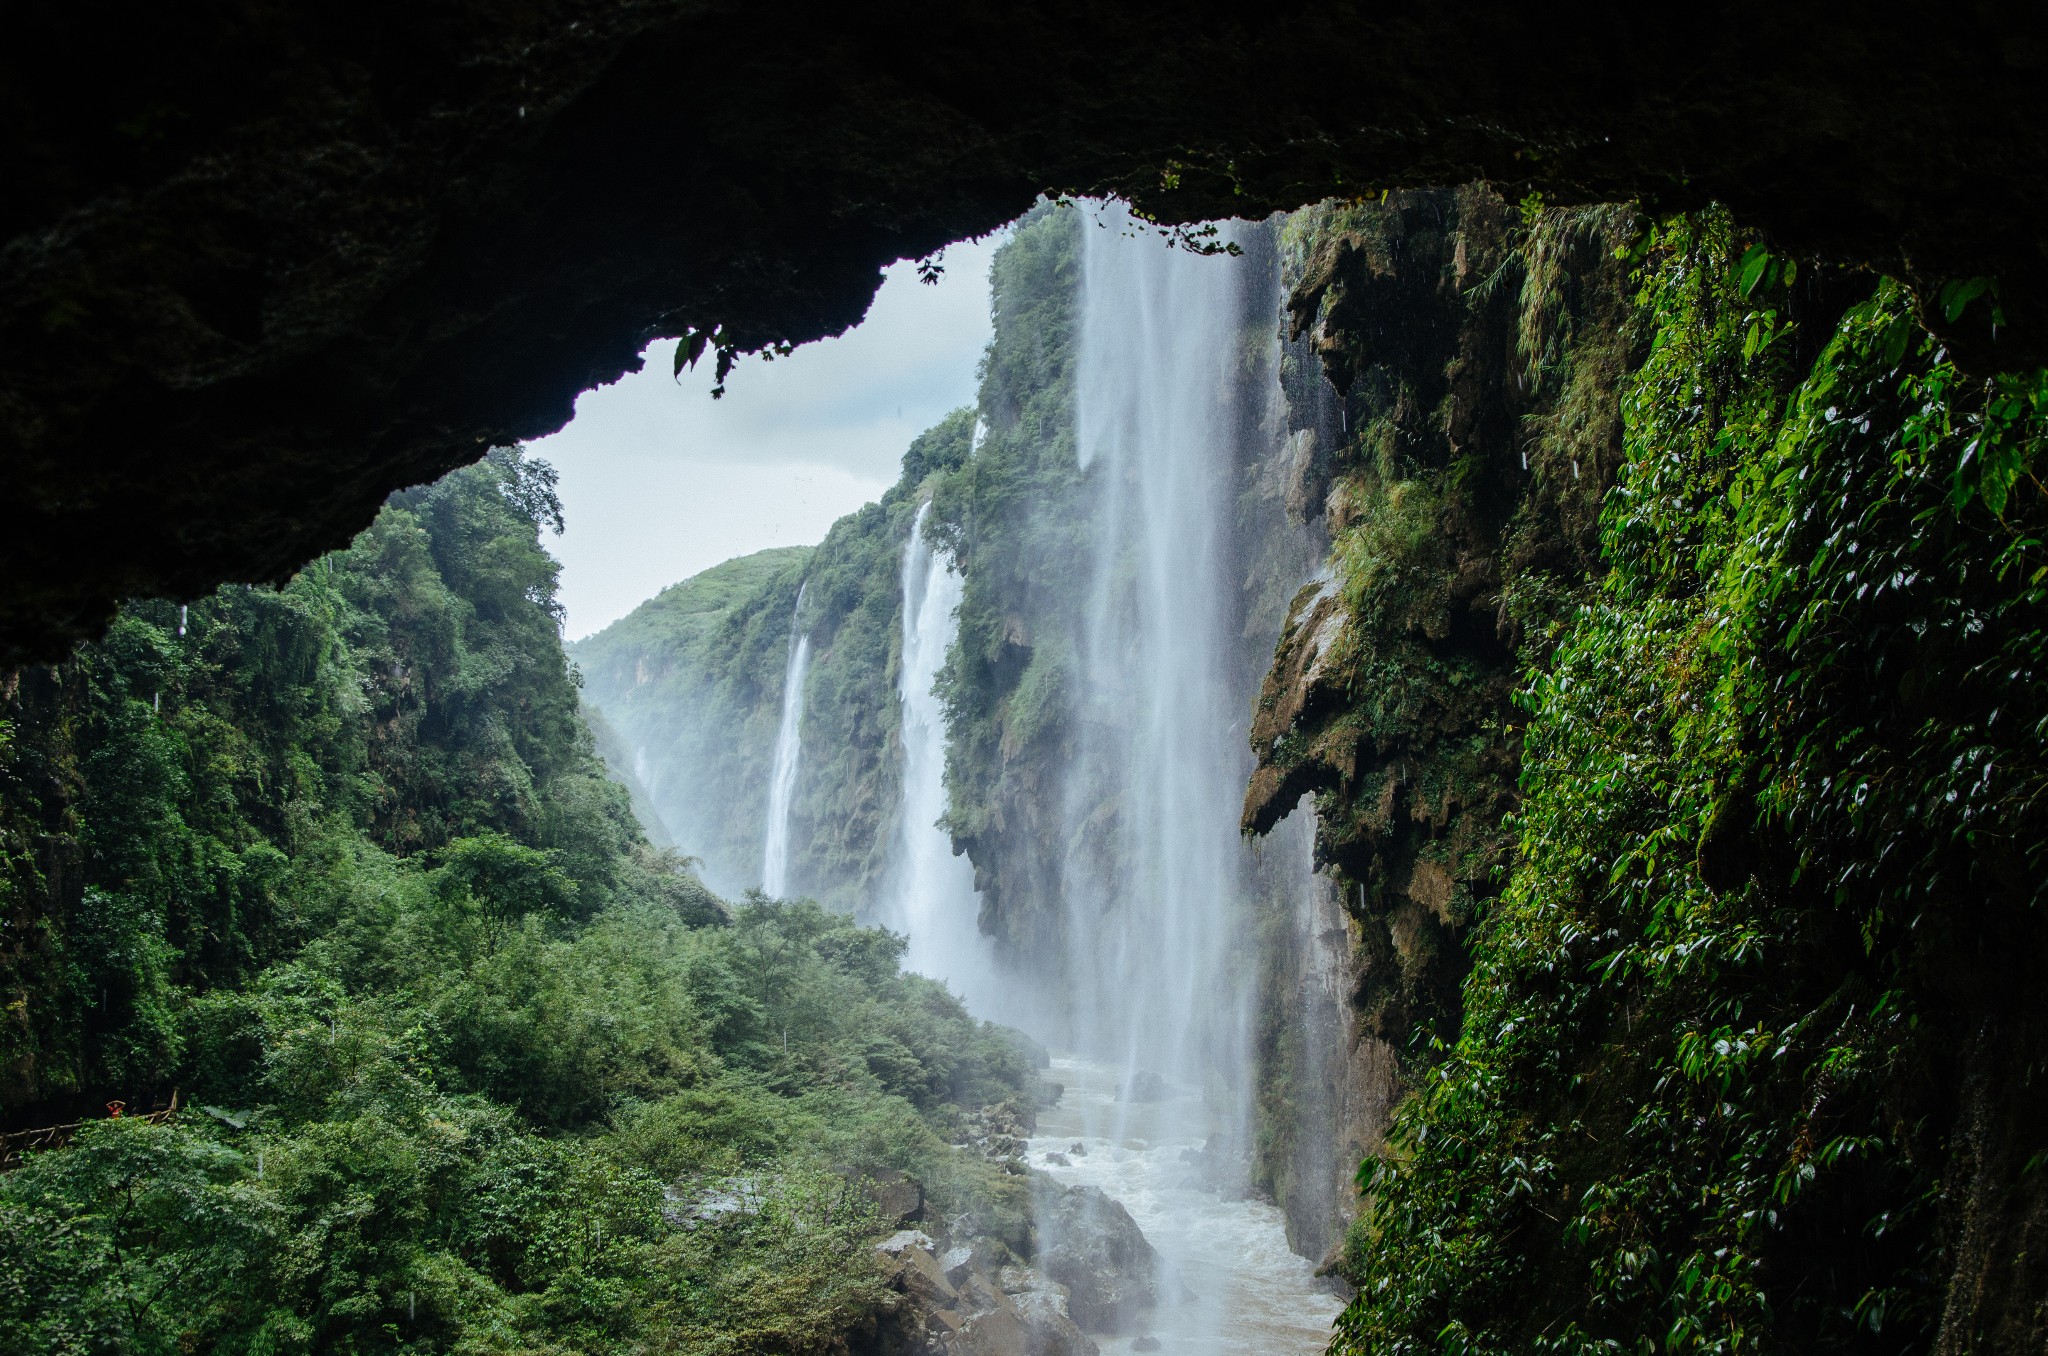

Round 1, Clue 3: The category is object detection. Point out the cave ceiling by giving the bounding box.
[3,0,2044,661]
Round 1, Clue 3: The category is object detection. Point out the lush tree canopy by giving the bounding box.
[0,451,1038,1355]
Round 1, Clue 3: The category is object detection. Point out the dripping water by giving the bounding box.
[761,583,810,897]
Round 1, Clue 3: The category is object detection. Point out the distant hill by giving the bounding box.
[571,411,975,909]
[571,545,813,895]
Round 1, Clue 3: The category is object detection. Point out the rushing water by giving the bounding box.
[998,202,1347,1346]
[761,586,810,897]
[887,503,999,1007]
[1031,1055,1343,1354]
[1059,199,1261,1120]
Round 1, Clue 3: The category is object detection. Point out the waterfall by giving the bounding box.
[1023,201,1341,1353]
[888,502,998,1006]
[1062,202,1256,1108]
[761,585,810,897]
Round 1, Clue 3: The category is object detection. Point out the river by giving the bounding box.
[1028,1054,1343,1355]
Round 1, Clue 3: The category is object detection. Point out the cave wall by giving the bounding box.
[6,2,2046,661]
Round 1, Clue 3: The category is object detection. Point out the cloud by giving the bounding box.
[534,234,1000,638]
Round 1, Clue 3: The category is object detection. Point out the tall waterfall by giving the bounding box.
[890,502,997,1006]
[1023,202,1345,1352]
[1062,203,1258,1105]
[761,586,810,897]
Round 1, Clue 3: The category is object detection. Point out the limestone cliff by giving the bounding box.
[1244,187,1639,1058]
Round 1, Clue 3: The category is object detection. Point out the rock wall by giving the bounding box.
[1244,186,1639,1064]
[9,4,2044,662]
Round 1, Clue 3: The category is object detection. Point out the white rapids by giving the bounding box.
[1029,1055,1343,1355]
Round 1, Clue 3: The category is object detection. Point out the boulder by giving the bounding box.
[962,1306,1033,1356]
[1115,1070,1172,1102]
[970,1235,1018,1273]
[841,1165,926,1225]
[960,1291,1098,1356]
[878,1229,936,1258]
[897,1246,959,1310]
[941,1244,977,1285]
[876,1229,960,1313]
[1009,1278,1096,1356]
[1034,1183,1158,1332]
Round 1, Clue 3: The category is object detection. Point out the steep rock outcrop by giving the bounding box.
[1245,187,1641,1054]
[1030,1183,1158,1333]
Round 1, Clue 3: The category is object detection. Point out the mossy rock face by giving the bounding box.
[6,5,2048,660]
[1296,205,2048,1351]
[1248,187,1641,1054]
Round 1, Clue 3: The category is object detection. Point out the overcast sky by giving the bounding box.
[532,234,1001,640]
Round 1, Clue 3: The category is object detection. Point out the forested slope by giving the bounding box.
[574,414,977,912]
[569,544,813,888]
[0,451,1038,1355]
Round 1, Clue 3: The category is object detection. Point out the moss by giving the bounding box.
[1246,188,1642,1070]
[1332,212,2048,1352]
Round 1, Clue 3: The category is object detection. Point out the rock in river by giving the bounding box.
[1034,1183,1158,1332]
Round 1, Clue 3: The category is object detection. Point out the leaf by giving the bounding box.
[673,330,711,378]
[1940,277,1991,324]
[1738,244,1772,298]
[1879,315,1913,371]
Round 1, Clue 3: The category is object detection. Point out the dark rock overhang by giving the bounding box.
[5,0,2044,661]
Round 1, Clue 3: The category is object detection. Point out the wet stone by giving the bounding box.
[1035,1183,1159,1332]
[1115,1070,1172,1102]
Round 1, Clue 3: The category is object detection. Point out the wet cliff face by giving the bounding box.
[1245,187,1641,1055]
[6,3,2047,661]
[1254,197,2048,1350]
[574,414,976,910]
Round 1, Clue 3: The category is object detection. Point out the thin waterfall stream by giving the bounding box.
[761,584,810,897]
[886,502,1001,1011]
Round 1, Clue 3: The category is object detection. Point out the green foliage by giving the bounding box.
[1335,211,2048,1354]
[575,411,983,911]
[926,203,1088,836]
[1,450,1036,1354]
[571,546,812,892]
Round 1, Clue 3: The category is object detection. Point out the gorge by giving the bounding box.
[6,30,2048,1348]
[574,201,1356,1345]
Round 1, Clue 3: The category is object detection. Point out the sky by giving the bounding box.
[532,234,1002,640]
